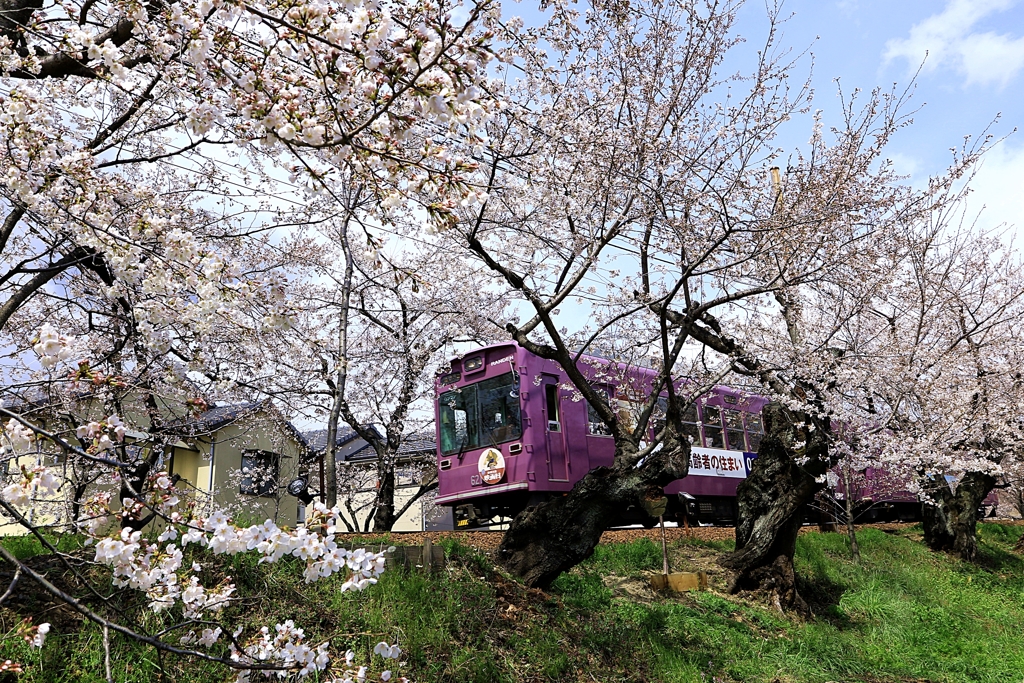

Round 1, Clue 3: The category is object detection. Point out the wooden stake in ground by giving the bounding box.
[660,515,670,575]
[645,496,708,593]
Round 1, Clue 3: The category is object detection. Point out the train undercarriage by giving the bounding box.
[451,492,742,529]
[450,492,998,530]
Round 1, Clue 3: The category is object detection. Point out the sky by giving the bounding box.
[728,0,1024,236]
[463,0,1024,373]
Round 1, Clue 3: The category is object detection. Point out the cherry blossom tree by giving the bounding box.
[832,227,1024,562]
[0,293,421,679]
[267,188,507,530]
[447,0,989,608]
[0,0,510,672]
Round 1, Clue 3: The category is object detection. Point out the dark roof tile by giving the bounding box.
[162,402,262,435]
[299,426,361,452]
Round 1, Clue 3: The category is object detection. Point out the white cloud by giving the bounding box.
[884,152,922,180]
[885,0,1024,87]
[961,141,1024,236]
[835,0,861,16]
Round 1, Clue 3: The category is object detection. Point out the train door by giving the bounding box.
[543,376,569,481]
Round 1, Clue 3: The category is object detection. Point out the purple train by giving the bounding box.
[432,342,992,528]
[433,342,769,527]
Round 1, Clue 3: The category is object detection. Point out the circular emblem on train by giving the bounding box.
[478,448,506,485]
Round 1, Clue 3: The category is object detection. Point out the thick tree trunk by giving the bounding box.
[498,440,689,589]
[717,403,830,614]
[372,466,396,532]
[921,470,995,562]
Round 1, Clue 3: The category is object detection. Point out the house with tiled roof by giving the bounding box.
[166,412,438,531]
[162,400,311,527]
[298,425,380,461]
[291,424,437,531]
[1,386,184,536]
[3,380,441,533]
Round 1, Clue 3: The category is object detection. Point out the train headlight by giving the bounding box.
[439,371,461,385]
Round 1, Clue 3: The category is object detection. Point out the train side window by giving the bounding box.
[650,397,668,436]
[681,402,701,444]
[545,384,560,431]
[701,404,725,449]
[587,387,613,436]
[724,409,746,450]
[650,399,701,445]
[746,413,764,452]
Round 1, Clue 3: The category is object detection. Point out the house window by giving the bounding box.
[240,450,280,496]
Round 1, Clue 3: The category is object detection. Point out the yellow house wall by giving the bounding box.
[0,453,51,536]
[393,490,424,531]
[2,397,308,536]
[184,412,306,528]
[340,481,426,532]
[171,447,202,490]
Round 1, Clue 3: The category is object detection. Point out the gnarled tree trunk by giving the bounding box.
[921,470,995,562]
[717,403,830,614]
[498,440,689,589]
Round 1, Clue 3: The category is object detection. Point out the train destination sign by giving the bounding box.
[478,448,506,485]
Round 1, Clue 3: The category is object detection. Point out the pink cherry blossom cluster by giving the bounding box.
[31,324,77,370]
[0,456,402,680]
[86,479,391,679]
[75,414,127,453]
[15,620,51,648]
[1,464,60,507]
[328,646,407,683]
[1,418,34,455]
[229,620,330,681]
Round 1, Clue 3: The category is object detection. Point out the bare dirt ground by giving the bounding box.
[336,524,736,553]
[336,520,1009,554]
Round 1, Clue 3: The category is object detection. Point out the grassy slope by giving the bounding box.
[3,524,1024,683]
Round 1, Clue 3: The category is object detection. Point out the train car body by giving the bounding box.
[432,342,997,527]
[837,468,999,523]
[433,342,767,527]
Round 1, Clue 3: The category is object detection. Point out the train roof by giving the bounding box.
[440,341,769,406]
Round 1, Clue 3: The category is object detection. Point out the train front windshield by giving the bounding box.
[439,372,522,455]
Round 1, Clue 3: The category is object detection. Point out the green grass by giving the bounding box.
[3,524,1024,682]
[0,532,85,560]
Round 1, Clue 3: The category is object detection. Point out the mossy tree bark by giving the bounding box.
[920,471,995,562]
[498,435,690,589]
[717,403,831,614]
